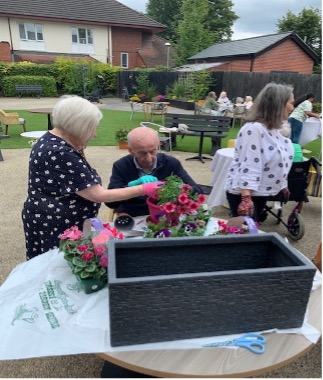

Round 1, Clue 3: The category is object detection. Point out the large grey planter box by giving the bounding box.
[108,233,316,347]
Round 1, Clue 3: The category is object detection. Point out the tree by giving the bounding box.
[146,0,182,43]
[147,0,237,45]
[176,0,216,65]
[277,7,322,58]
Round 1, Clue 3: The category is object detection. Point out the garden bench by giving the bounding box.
[163,113,231,155]
[15,84,43,98]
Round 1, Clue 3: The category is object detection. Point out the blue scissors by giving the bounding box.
[202,333,266,354]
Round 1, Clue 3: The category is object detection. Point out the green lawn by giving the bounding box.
[1,109,321,159]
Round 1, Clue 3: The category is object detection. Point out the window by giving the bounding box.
[71,28,93,45]
[121,53,128,69]
[19,23,43,41]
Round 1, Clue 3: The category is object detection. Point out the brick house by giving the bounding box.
[184,32,319,74]
[0,0,170,68]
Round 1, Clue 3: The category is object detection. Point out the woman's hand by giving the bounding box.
[237,194,254,217]
[142,182,164,199]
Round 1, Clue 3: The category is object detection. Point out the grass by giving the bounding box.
[1,109,321,159]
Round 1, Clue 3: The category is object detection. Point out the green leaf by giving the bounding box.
[84,263,97,273]
[72,257,88,268]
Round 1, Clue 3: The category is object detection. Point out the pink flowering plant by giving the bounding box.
[144,175,210,238]
[213,219,258,235]
[59,223,124,280]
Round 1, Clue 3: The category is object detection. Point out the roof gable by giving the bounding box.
[0,0,166,31]
[188,32,319,62]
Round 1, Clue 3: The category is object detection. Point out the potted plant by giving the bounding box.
[59,221,124,293]
[144,175,210,238]
[115,127,131,149]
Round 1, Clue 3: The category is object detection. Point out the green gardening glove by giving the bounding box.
[128,175,158,187]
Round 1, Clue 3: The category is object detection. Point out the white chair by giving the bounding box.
[140,122,173,153]
[129,101,145,121]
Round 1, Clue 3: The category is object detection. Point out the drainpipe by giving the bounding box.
[108,26,113,64]
[249,54,255,72]
[7,17,14,62]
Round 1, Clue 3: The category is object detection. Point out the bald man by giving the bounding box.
[105,127,203,217]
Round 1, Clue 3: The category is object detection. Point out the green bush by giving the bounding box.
[2,75,57,96]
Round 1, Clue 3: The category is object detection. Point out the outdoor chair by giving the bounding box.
[232,105,246,127]
[129,101,145,121]
[150,102,168,124]
[0,109,26,135]
[140,122,172,153]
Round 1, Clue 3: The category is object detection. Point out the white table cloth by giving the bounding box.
[299,117,322,147]
[207,148,234,208]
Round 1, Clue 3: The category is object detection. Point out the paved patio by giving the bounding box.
[0,97,321,378]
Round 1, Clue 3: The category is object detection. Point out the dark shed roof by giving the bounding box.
[0,0,166,32]
[188,32,319,63]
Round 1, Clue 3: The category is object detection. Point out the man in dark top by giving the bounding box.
[106,127,203,217]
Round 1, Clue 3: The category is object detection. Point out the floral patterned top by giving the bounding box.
[225,122,294,196]
[22,132,101,260]
[289,100,312,122]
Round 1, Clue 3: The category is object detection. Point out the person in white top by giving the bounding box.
[243,95,253,110]
[225,83,295,222]
[217,91,230,103]
[288,93,321,143]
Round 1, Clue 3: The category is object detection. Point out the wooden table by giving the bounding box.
[99,283,321,377]
[27,107,53,130]
[143,102,169,122]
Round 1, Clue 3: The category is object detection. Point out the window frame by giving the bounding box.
[19,23,43,42]
[121,53,129,69]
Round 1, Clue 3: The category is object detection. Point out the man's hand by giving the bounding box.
[278,188,290,204]
[237,195,254,217]
[128,175,158,187]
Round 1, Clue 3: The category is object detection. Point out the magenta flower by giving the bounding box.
[100,255,108,268]
[59,226,82,240]
[162,202,176,214]
[178,192,189,204]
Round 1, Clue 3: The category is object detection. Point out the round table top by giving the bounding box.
[214,147,235,158]
[27,108,53,114]
[97,284,321,378]
[20,131,46,139]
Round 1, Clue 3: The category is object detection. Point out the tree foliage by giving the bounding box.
[276,7,322,58]
[146,0,237,45]
[176,0,215,65]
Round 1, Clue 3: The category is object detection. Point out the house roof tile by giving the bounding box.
[188,32,319,62]
[0,0,166,31]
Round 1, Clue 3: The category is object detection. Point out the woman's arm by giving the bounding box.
[77,184,144,203]
[305,110,321,118]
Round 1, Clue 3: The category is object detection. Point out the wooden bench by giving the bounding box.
[15,84,42,98]
[163,113,231,155]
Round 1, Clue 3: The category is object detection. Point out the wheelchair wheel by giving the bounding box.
[287,213,305,240]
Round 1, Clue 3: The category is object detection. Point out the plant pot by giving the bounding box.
[66,260,107,294]
[76,275,107,294]
[146,197,164,223]
[118,142,128,149]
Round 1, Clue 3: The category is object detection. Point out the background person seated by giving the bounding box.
[217,91,230,103]
[243,95,253,110]
[201,91,219,115]
[105,127,203,217]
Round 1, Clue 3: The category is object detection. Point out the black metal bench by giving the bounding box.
[15,84,43,98]
[163,113,231,155]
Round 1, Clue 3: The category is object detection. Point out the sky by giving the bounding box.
[117,0,322,40]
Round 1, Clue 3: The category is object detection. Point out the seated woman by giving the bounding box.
[217,91,230,103]
[201,91,219,115]
[243,95,253,110]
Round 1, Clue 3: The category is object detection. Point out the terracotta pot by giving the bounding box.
[146,197,164,224]
[118,142,128,149]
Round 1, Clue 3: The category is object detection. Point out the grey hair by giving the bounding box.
[244,83,293,130]
[52,95,103,141]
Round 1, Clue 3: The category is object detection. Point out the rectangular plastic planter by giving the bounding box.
[108,233,316,347]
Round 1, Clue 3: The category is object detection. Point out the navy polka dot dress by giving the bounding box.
[22,132,101,260]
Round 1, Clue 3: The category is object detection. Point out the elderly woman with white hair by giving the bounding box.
[22,95,161,260]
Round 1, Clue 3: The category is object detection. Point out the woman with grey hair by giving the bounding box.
[224,83,295,222]
[22,96,161,260]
